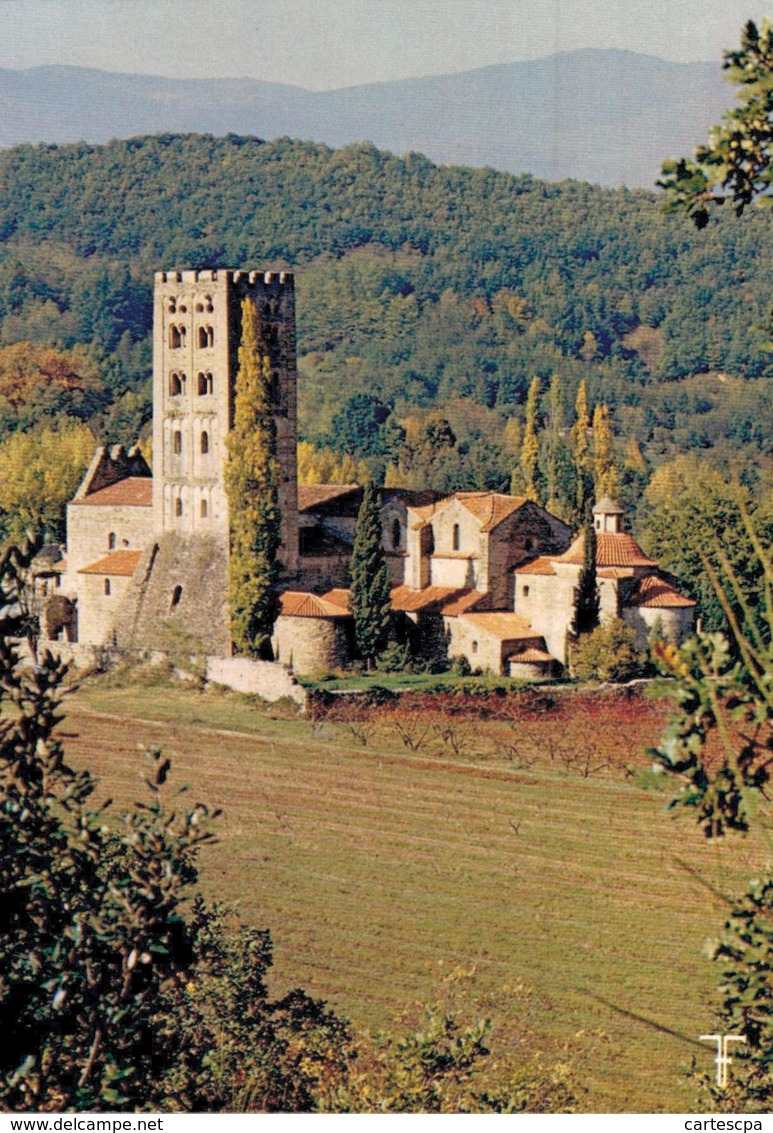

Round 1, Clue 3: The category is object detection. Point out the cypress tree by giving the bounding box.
[224,297,281,658]
[570,379,592,514]
[349,481,392,667]
[573,502,600,638]
[592,403,618,499]
[520,377,541,502]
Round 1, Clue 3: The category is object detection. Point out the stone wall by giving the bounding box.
[65,501,154,577]
[446,617,507,674]
[623,605,695,650]
[295,553,350,591]
[76,572,135,646]
[206,656,306,705]
[485,504,572,609]
[514,568,575,665]
[272,615,350,675]
[117,533,231,656]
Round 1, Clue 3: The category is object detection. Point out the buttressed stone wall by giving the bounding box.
[116,533,230,657]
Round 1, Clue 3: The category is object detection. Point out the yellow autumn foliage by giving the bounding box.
[0,422,95,545]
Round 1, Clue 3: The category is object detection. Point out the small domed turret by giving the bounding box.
[592,497,624,533]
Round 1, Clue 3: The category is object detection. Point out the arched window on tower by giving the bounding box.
[173,431,182,456]
[169,325,181,349]
[197,325,214,349]
[108,532,116,551]
[452,523,461,551]
[175,498,183,517]
[197,371,213,396]
[269,371,281,405]
[392,518,401,550]
[200,499,208,518]
[104,579,111,596]
[200,431,209,455]
[169,372,183,397]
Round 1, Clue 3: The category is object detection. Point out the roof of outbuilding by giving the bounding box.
[71,477,152,508]
[507,647,556,664]
[279,591,352,618]
[625,574,696,609]
[78,550,143,576]
[459,612,541,641]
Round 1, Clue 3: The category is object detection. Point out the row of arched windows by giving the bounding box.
[167,296,214,316]
[169,371,215,397]
[168,325,215,350]
[166,485,214,522]
[171,430,210,456]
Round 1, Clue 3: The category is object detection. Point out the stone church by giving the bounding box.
[47,267,695,677]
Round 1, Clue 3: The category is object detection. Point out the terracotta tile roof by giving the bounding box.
[321,588,351,610]
[407,496,453,524]
[459,612,542,642]
[390,585,464,612]
[279,591,352,618]
[297,484,360,512]
[507,647,556,664]
[455,491,528,531]
[382,488,444,510]
[555,532,657,568]
[597,567,635,579]
[71,477,153,508]
[78,550,143,577]
[625,574,696,609]
[440,589,487,615]
[515,556,556,576]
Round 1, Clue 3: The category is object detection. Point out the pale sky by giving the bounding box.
[0,0,769,89]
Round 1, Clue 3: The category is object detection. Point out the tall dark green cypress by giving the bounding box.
[349,482,392,667]
[573,502,599,637]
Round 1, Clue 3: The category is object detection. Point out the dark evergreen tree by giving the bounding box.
[573,503,599,638]
[349,482,392,667]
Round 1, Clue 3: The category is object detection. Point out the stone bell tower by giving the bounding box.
[152,268,299,573]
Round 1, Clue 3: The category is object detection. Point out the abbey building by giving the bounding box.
[45,268,695,676]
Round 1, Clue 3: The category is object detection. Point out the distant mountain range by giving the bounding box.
[0,49,731,187]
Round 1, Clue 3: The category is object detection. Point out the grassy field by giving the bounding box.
[59,672,766,1113]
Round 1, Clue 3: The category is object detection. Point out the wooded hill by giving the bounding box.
[0,133,770,497]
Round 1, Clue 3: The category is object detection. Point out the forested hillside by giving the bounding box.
[0,133,770,516]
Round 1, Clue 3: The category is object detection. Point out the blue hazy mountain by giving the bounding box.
[0,49,730,187]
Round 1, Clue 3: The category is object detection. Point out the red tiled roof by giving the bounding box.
[625,574,696,609]
[597,567,635,579]
[440,589,487,615]
[297,484,360,512]
[508,647,556,664]
[78,550,142,577]
[279,591,352,618]
[72,477,152,508]
[555,532,657,568]
[459,612,541,642]
[515,556,556,576]
[408,496,452,524]
[321,588,351,610]
[390,585,464,613]
[455,491,528,531]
